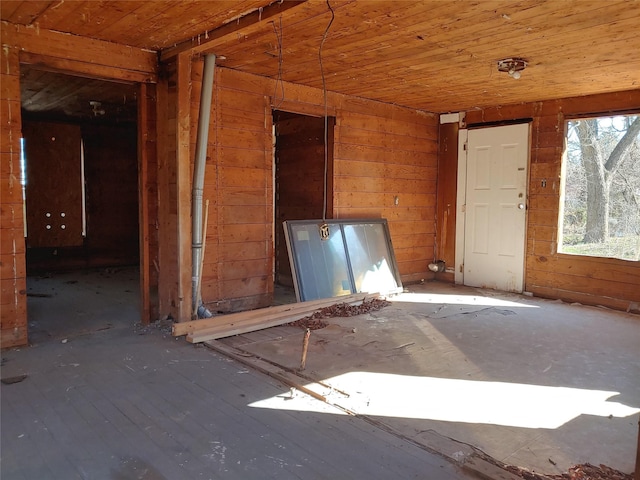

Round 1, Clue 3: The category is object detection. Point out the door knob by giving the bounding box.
[518,203,525,210]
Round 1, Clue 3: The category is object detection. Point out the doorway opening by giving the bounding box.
[272,110,335,304]
[20,66,141,342]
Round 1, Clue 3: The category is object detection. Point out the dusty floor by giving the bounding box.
[2,268,475,480]
[8,267,640,479]
[218,282,640,477]
[25,267,140,342]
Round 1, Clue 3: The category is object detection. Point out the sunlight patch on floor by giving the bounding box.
[389,292,538,308]
[250,372,639,429]
[248,389,348,415]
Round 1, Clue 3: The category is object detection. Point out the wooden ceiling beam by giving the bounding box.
[19,51,153,84]
[159,0,307,62]
[1,21,158,83]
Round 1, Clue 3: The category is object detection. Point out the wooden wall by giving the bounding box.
[194,63,274,314]
[0,44,26,348]
[156,57,190,321]
[464,90,640,312]
[1,23,157,345]
[173,66,438,317]
[23,121,83,249]
[435,121,459,282]
[21,121,139,271]
[138,83,159,323]
[82,123,139,266]
[333,99,439,283]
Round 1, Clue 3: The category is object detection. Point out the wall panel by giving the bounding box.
[0,44,26,348]
[156,60,181,319]
[435,121,459,281]
[191,67,439,313]
[334,109,438,284]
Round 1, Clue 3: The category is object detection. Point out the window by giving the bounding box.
[559,114,640,261]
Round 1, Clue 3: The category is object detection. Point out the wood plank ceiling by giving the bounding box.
[2,0,639,115]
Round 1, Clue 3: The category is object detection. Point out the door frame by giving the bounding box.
[18,59,155,327]
[271,108,335,288]
[454,123,531,291]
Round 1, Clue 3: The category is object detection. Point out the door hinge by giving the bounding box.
[463,141,468,151]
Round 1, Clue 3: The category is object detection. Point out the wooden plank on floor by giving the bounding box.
[185,294,380,343]
[173,293,379,337]
[204,340,342,404]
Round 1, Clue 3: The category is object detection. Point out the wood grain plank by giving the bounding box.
[18,52,155,84]
[218,223,268,244]
[180,293,380,340]
[138,82,151,324]
[337,126,435,152]
[0,1,50,24]
[1,23,157,79]
[155,61,178,319]
[335,143,436,165]
[0,40,26,347]
[217,145,268,168]
[219,240,269,262]
[0,274,25,308]
[176,52,192,322]
[161,0,307,60]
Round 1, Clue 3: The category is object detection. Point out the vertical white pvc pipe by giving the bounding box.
[192,54,216,314]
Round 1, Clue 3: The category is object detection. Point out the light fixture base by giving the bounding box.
[497,57,528,79]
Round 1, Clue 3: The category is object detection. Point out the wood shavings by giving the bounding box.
[288,298,390,330]
[504,463,633,480]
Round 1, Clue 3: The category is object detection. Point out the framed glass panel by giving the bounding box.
[284,219,403,302]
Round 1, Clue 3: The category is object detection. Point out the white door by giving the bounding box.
[463,123,529,292]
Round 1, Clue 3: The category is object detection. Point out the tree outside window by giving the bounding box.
[559,114,640,261]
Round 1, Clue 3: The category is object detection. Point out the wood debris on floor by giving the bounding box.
[288,298,391,330]
[173,293,382,343]
[505,462,634,480]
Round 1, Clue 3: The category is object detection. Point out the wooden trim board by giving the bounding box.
[160,1,306,61]
[173,293,380,342]
[204,341,340,403]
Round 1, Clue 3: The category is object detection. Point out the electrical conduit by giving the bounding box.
[192,54,216,318]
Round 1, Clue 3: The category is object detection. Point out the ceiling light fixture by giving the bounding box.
[89,100,105,116]
[497,57,528,79]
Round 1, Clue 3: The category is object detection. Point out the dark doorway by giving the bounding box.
[20,67,140,341]
[273,111,335,289]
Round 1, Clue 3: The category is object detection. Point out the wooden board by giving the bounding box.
[0,44,26,348]
[155,60,178,320]
[204,340,338,403]
[173,292,379,339]
[1,23,157,82]
[175,52,192,322]
[174,292,379,336]
[435,121,459,274]
[138,82,151,324]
